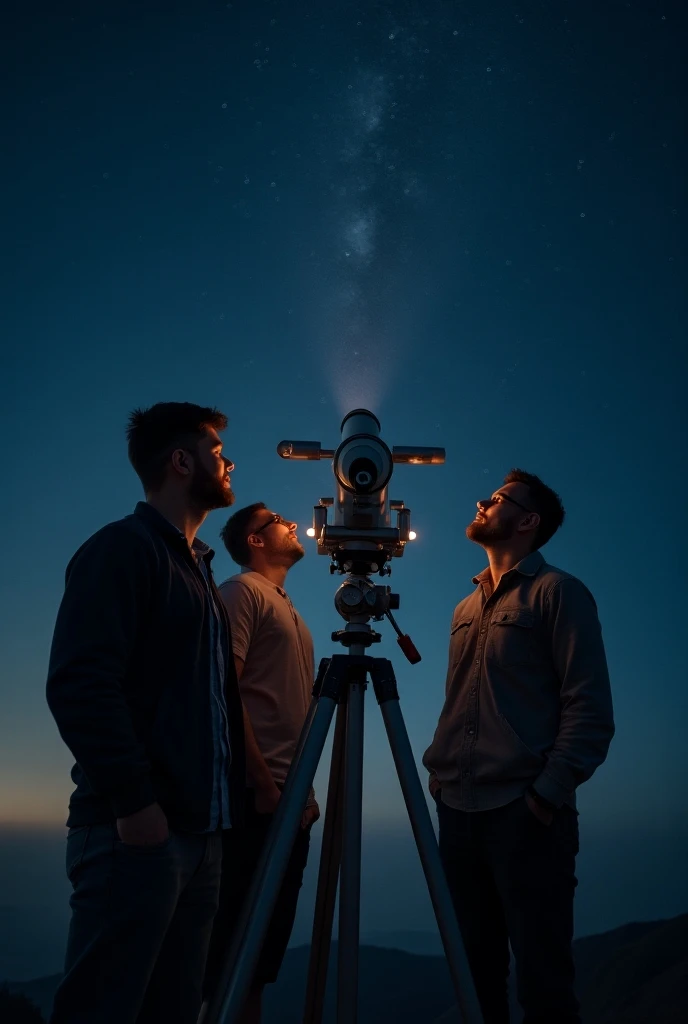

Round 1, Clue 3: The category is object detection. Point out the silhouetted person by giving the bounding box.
[424,470,614,1024]
[0,986,45,1023]
[203,504,320,1023]
[46,402,246,1024]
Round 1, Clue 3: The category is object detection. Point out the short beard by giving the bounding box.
[279,537,305,567]
[466,518,514,546]
[189,464,235,513]
[288,544,305,566]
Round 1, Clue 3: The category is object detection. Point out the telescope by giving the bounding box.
[279,408,446,662]
[278,408,445,576]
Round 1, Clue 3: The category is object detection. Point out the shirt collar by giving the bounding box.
[471,549,544,586]
[239,566,288,598]
[133,502,215,562]
[192,537,213,560]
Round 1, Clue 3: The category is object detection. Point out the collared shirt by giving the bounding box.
[191,537,232,830]
[218,569,315,796]
[423,551,615,812]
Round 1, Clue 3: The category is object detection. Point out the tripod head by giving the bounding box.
[277,410,444,663]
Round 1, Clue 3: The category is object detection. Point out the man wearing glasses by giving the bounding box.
[424,469,614,1024]
[203,504,319,1023]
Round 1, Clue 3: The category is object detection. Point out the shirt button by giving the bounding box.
[463,771,470,778]
[470,688,477,695]
[467,728,474,735]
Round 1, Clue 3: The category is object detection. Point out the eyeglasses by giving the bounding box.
[479,493,534,515]
[253,514,294,535]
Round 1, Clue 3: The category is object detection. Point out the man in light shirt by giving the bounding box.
[204,503,319,1024]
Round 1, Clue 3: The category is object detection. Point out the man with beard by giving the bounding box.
[46,402,246,1024]
[423,469,614,1024]
[203,503,319,1024]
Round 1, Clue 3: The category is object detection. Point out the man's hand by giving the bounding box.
[116,802,169,846]
[429,777,441,799]
[525,790,554,826]
[254,778,282,815]
[301,801,320,830]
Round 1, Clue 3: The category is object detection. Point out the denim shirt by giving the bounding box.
[193,538,232,830]
[423,551,614,812]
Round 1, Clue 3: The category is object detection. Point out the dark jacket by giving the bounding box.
[46,502,246,831]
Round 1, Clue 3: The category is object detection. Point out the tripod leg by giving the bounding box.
[291,658,331,775]
[205,692,339,1024]
[371,659,484,1024]
[337,669,366,1024]
[302,698,347,1024]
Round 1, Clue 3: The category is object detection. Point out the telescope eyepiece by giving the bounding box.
[349,457,377,494]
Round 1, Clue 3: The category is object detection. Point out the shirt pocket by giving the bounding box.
[449,617,473,672]
[488,607,536,668]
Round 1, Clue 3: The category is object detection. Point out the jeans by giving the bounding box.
[437,794,580,1024]
[50,822,223,1024]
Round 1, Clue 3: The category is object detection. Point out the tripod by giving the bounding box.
[203,615,483,1024]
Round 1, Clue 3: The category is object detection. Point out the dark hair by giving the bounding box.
[503,468,565,550]
[219,502,267,566]
[126,402,228,491]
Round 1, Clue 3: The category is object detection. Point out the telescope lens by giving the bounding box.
[349,457,377,494]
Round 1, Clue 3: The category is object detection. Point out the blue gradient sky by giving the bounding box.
[3,0,686,963]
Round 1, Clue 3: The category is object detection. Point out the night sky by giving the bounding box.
[3,0,686,980]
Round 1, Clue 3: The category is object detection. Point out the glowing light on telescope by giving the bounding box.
[409,531,417,540]
[306,528,316,538]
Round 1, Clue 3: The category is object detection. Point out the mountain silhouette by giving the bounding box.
[575,914,688,1024]
[4,913,687,1022]
[431,913,688,1024]
[0,986,45,1022]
